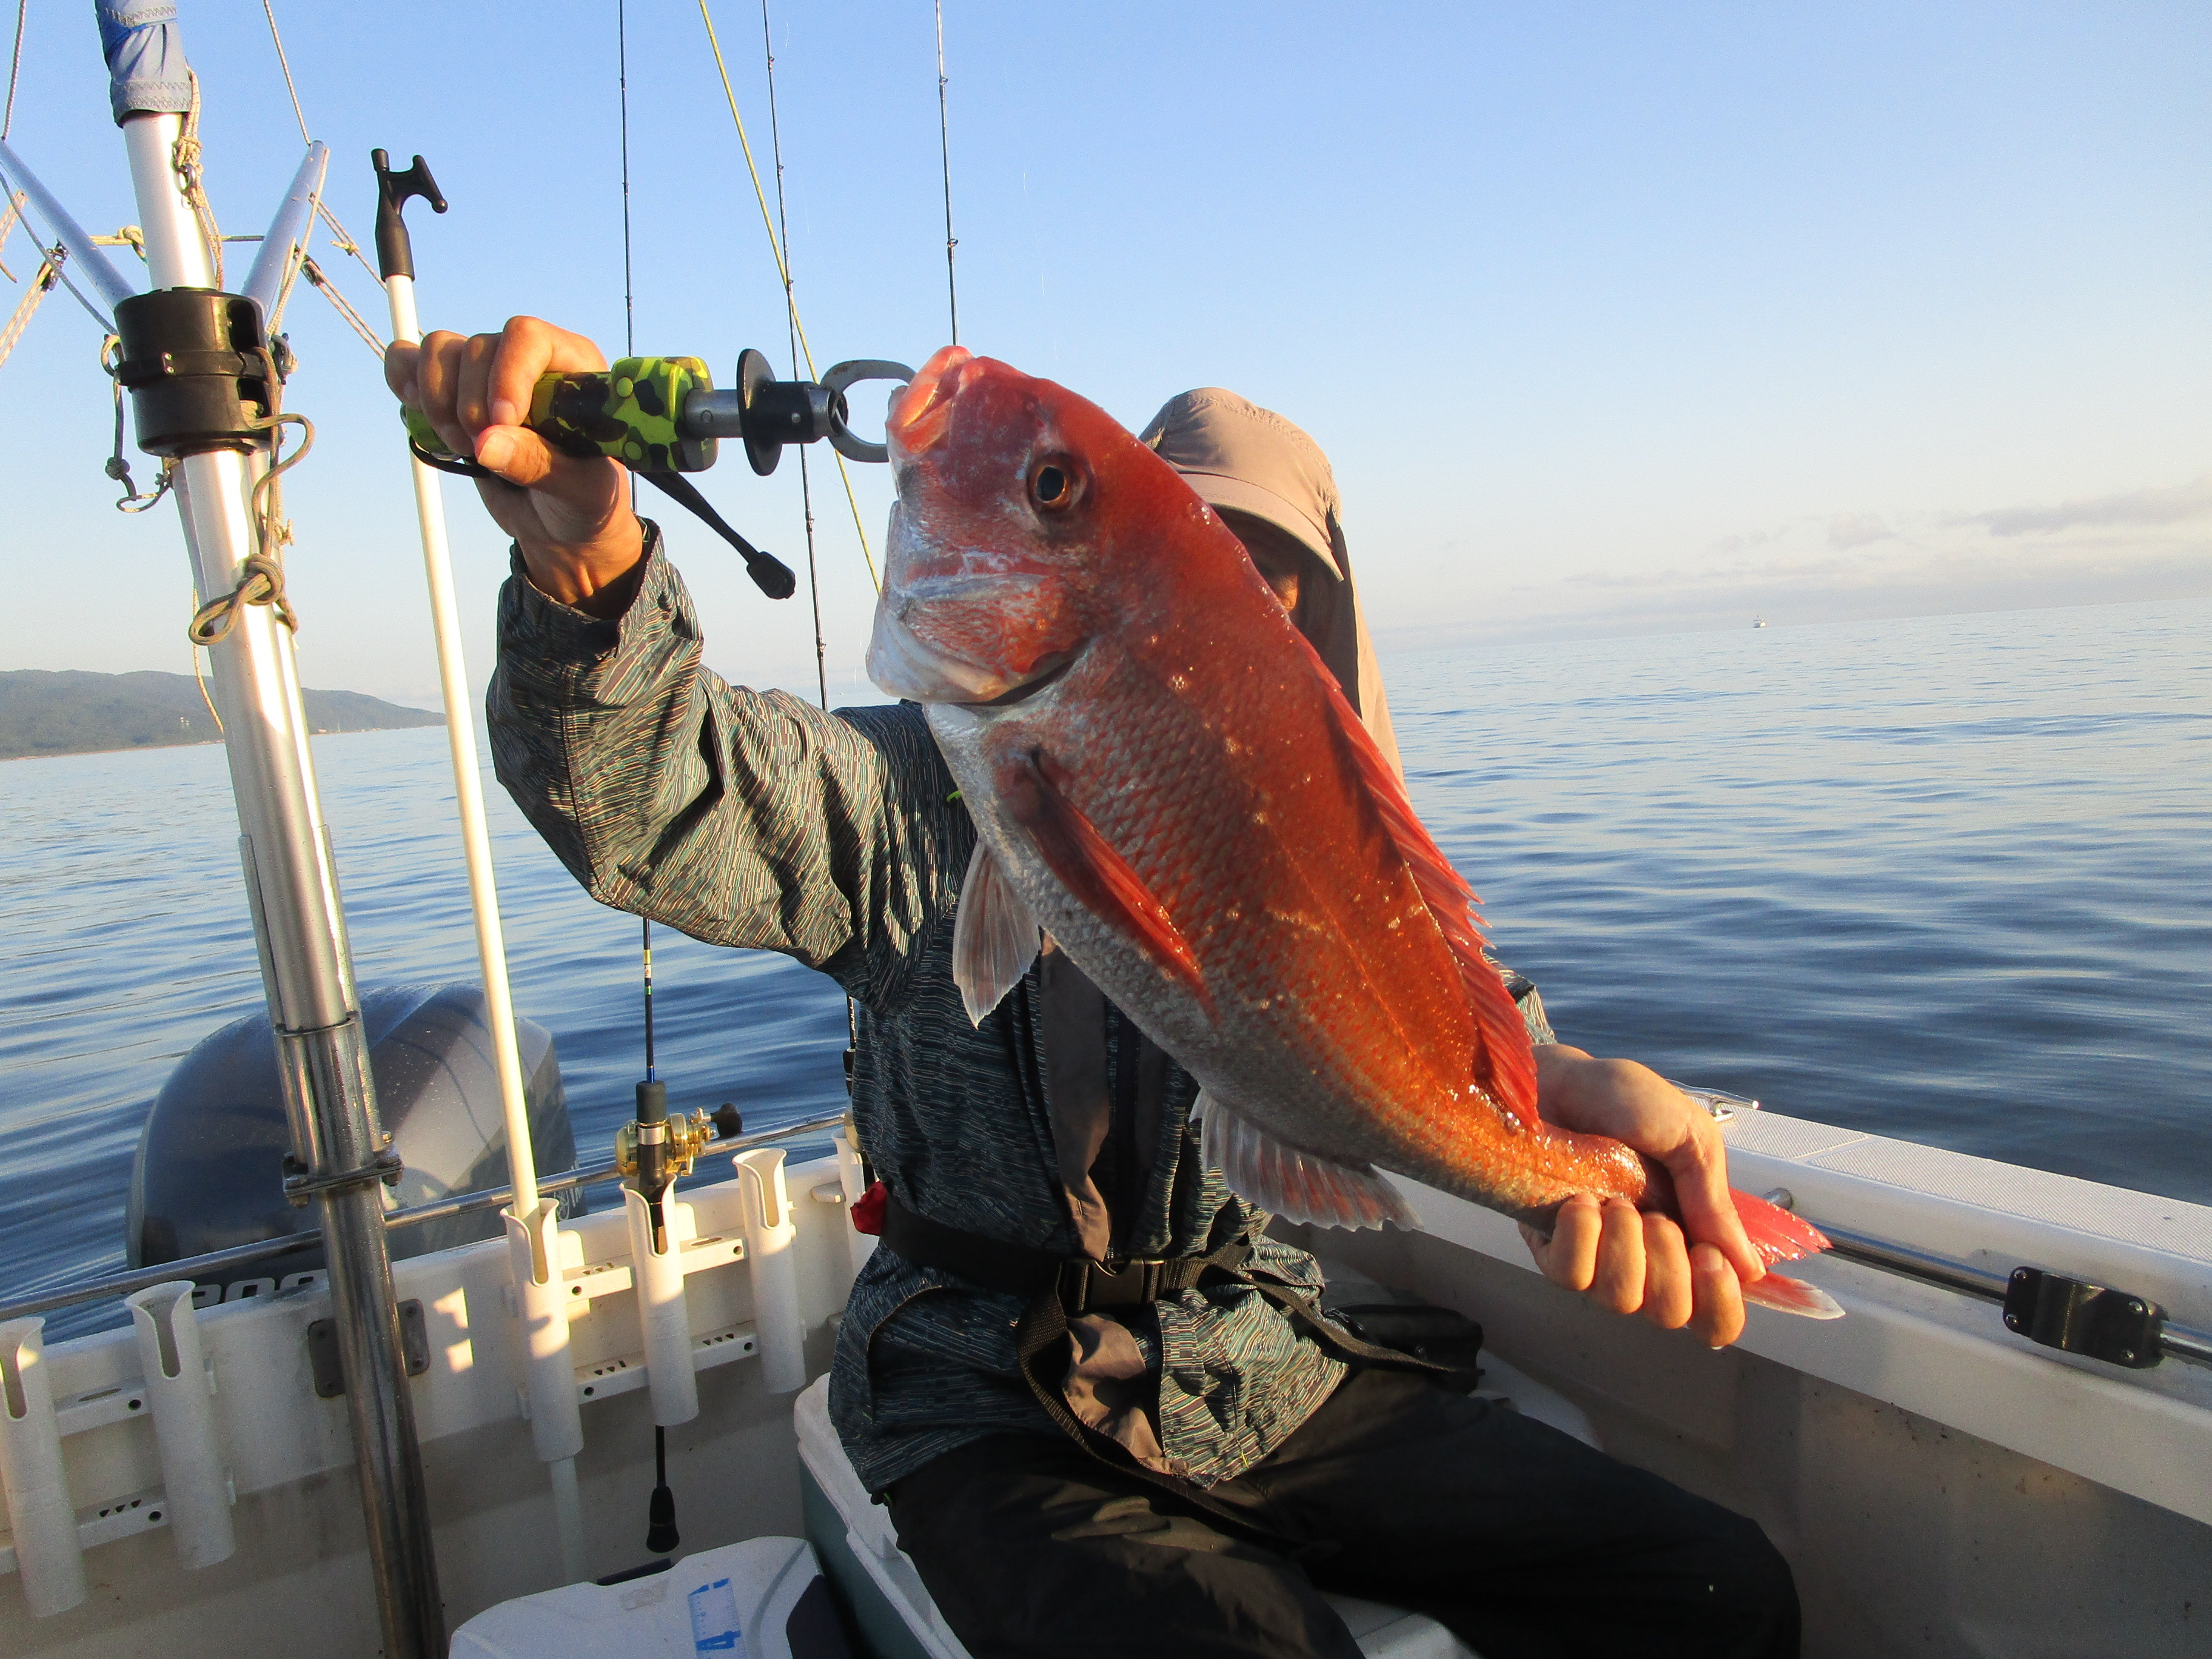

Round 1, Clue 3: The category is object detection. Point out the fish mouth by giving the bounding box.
[888,346,976,460]
[866,599,1005,703]
[974,652,1075,708]
[865,598,1081,710]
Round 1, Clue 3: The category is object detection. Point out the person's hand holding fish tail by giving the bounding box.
[1520,1044,1766,1347]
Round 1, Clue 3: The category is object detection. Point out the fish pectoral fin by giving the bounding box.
[997,747,1207,1006]
[1198,1090,1418,1233]
[1741,1272,1846,1320]
[952,839,1041,1025]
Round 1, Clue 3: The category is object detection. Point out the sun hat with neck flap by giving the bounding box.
[1139,387,1401,776]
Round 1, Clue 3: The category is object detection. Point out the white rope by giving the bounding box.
[261,0,310,144]
[315,201,384,290]
[303,255,386,357]
[2,0,26,144]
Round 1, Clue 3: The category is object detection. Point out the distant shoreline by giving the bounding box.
[0,669,443,762]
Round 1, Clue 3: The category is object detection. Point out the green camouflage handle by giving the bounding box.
[401,355,717,474]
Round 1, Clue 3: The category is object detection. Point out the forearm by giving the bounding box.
[488,528,965,995]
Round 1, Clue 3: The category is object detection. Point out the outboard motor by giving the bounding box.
[126,984,582,1304]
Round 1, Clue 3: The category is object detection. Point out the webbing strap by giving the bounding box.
[881,1195,1457,1541]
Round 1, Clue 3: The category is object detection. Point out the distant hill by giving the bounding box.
[0,670,444,761]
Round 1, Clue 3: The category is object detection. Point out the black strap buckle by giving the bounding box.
[1058,1257,1168,1316]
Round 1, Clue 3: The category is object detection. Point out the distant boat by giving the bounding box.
[1753,614,1769,628]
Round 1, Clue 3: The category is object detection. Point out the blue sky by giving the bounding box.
[1,1,2206,706]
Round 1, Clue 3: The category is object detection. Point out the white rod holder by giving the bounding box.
[547,1455,586,1586]
[122,1282,235,1570]
[623,1189,700,1427]
[737,1149,806,1393]
[503,1204,585,1463]
[0,1319,87,1616]
[834,1130,876,1278]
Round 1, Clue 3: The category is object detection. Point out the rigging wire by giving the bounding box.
[758,0,830,711]
[261,0,310,145]
[617,1,657,1101]
[2,0,25,142]
[935,0,958,344]
[256,0,391,337]
[696,0,879,590]
[618,0,635,355]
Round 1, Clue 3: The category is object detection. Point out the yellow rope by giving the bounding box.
[173,72,224,288]
[696,0,879,590]
[189,635,225,735]
[0,243,55,369]
[0,189,24,281]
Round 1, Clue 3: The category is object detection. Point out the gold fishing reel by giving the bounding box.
[614,1105,737,1182]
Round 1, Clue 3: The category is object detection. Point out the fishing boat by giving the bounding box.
[1,8,2206,1658]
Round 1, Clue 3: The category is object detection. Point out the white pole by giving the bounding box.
[380,272,538,1215]
[381,269,587,1584]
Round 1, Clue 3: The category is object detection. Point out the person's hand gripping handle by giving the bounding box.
[385,317,647,618]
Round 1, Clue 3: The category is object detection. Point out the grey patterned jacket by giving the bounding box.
[488,531,1555,1494]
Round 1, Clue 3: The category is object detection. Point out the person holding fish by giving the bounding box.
[390,318,1815,1658]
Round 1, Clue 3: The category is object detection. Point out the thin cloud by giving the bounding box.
[1828,512,1892,549]
[1972,474,2212,538]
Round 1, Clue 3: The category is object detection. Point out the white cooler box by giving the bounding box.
[451,1534,849,1659]
[793,1375,1483,1659]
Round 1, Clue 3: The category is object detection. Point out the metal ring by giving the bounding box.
[820,358,915,463]
[283,1149,406,1207]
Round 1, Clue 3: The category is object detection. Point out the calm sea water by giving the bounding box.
[2,597,2205,1338]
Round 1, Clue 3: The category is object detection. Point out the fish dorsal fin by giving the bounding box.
[1291,631,1540,1119]
[952,839,1041,1025]
[1199,1090,1418,1232]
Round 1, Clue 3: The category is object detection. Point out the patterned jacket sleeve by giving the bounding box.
[484,526,968,1011]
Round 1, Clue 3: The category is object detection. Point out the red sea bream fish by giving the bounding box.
[867,346,1840,1319]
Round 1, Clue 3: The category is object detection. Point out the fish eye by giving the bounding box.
[1028,455,1082,513]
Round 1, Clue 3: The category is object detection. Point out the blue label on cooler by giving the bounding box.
[689,1576,744,1654]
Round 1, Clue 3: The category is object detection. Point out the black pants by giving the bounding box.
[885,1366,1798,1659]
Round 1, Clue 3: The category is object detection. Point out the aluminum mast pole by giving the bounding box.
[97,5,443,1652]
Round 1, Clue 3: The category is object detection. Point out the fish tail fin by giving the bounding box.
[1742,1270,1846,1320]
[1299,638,1538,1118]
[1728,1188,1832,1264]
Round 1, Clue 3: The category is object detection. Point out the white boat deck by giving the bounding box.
[3,1116,2208,1658]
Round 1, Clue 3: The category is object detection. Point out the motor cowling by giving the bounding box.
[126,983,581,1303]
